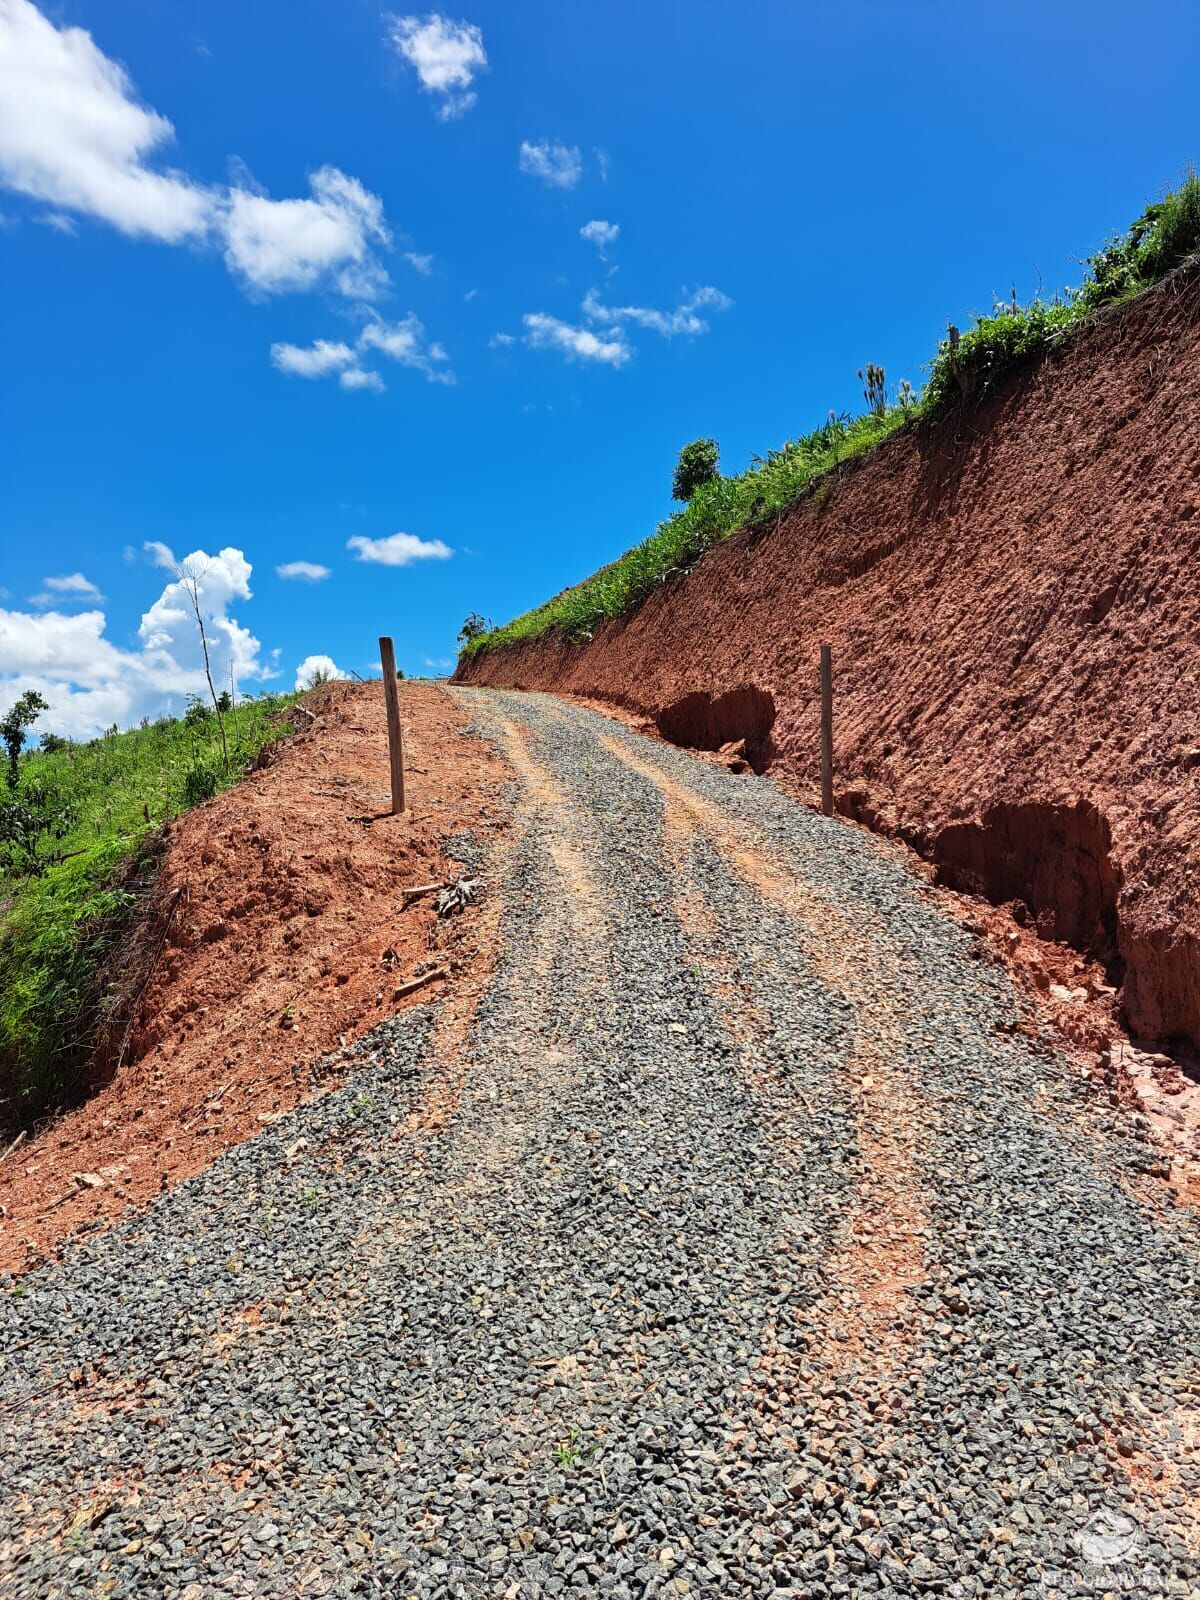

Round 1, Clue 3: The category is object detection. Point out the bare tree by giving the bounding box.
[177,558,230,773]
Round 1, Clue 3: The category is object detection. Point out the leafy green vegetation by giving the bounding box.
[671,437,720,502]
[0,693,297,1124]
[462,171,1200,662]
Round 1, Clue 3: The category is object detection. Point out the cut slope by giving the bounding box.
[0,681,512,1272]
[457,264,1200,1049]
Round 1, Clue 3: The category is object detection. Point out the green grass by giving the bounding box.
[0,695,297,1124]
[462,170,1200,663]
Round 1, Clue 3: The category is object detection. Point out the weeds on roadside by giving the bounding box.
[554,1426,599,1469]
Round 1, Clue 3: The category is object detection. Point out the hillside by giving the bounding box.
[457,259,1200,1051]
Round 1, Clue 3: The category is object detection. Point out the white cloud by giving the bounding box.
[387,13,486,120]
[347,532,453,566]
[518,140,582,189]
[358,313,454,383]
[221,166,391,298]
[295,653,349,690]
[0,2,392,301]
[340,367,385,393]
[144,539,177,571]
[272,313,452,392]
[269,338,356,378]
[0,0,216,242]
[30,572,104,607]
[523,312,630,367]
[36,210,76,234]
[580,219,618,255]
[489,331,514,347]
[276,560,330,582]
[0,544,270,739]
[583,284,732,338]
[403,249,434,274]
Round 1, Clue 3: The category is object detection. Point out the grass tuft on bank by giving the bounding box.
[0,696,296,1125]
[462,170,1200,662]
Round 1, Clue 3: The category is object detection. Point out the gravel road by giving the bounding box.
[2,687,1198,1598]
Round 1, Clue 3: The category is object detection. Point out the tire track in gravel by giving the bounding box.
[601,731,936,1388]
[2,688,1200,1599]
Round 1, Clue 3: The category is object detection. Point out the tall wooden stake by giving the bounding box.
[819,642,834,818]
[378,636,406,814]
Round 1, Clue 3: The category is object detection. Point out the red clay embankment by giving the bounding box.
[457,265,1200,1050]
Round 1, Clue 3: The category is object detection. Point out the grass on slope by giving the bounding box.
[0,696,296,1124]
[462,171,1200,662]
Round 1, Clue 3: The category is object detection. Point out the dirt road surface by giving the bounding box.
[2,688,1197,1598]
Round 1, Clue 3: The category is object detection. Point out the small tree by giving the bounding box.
[1,691,49,790]
[672,438,720,502]
[457,612,491,647]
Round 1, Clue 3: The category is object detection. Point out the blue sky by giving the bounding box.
[2,0,1198,735]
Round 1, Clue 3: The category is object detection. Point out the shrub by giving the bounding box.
[672,438,720,503]
[457,612,492,646]
[183,762,219,806]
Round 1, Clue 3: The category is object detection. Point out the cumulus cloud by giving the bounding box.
[0,0,215,242]
[580,219,619,255]
[582,284,732,338]
[29,572,103,607]
[0,1,392,300]
[271,313,452,392]
[347,532,453,566]
[518,140,582,189]
[221,166,391,298]
[523,312,630,367]
[0,544,271,739]
[276,560,330,582]
[387,13,486,120]
[294,653,349,690]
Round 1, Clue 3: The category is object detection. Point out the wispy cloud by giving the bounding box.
[270,338,356,378]
[518,139,582,190]
[276,561,331,582]
[581,219,619,256]
[386,13,487,120]
[339,367,386,393]
[582,284,732,338]
[270,313,453,392]
[29,571,104,607]
[523,312,630,367]
[347,532,453,566]
[403,250,434,274]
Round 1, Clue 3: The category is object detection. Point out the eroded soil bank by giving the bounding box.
[457,265,1200,1051]
[0,681,512,1272]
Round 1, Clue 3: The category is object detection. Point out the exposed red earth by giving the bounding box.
[456,265,1200,1069]
[0,681,512,1274]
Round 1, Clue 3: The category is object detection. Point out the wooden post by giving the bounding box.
[819,643,834,818]
[378,636,406,814]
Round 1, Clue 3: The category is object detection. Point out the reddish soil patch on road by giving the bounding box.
[0,681,512,1274]
[457,264,1200,1059]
